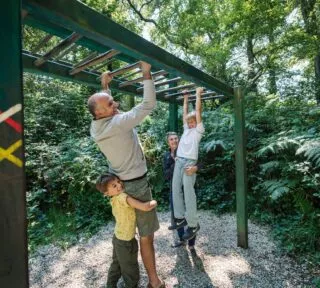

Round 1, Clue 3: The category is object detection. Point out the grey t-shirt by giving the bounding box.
[90,80,156,180]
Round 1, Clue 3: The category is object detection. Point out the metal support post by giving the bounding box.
[234,86,248,248]
[0,1,28,287]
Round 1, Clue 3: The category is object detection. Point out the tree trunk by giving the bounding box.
[246,34,257,93]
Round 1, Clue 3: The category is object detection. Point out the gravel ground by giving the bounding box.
[29,211,316,288]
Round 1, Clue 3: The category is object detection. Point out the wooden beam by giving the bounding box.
[185,95,224,102]
[119,70,168,88]
[54,42,77,60]
[136,77,181,92]
[31,34,53,53]
[73,51,98,68]
[93,57,116,72]
[118,69,141,80]
[109,61,140,77]
[176,91,216,100]
[69,49,119,75]
[34,32,82,66]
[157,83,196,95]
[22,0,234,96]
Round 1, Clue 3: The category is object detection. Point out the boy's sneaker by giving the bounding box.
[182,224,200,241]
[168,218,187,230]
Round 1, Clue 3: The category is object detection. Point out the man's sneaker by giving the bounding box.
[182,224,200,241]
[168,218,187,230]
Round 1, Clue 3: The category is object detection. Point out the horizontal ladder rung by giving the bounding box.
[34,33,82,67]
[69,49,120,75]
[120,70,168,88]
[158,83,196,95]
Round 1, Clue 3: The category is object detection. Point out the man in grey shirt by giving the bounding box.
[88,62,164,288]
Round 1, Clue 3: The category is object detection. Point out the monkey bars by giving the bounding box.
[0,1,248,287]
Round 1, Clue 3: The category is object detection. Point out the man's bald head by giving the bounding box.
[87,91,119,119]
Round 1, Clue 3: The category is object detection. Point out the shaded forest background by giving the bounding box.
[23,0,320,282]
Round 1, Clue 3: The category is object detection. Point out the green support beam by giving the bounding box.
[234,87,248,249]
[0,1,28,287]
[23,52,139,95]
[168,100,178,132]
[23,14,136,64]
[168,81,178,132]
[22,0,234,97]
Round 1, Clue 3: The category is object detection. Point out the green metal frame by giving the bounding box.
[234,87,248,248]
[0,2,28,287]
[0,1,248,286]
[22,0,233,97]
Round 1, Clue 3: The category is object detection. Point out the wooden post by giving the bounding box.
[234,86,248,248]
[0,1,28,287]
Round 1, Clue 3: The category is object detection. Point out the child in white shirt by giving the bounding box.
[169,87,205,241]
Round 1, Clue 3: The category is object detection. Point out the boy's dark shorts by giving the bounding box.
[123,175,160,237]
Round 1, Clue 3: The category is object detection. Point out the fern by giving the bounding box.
[203,139,226,153]
[262,179,298,200]
[260,161,280,175]
[256,137,300,157]
[296,140,320,168]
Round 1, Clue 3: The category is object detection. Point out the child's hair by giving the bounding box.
[96,173,119,193]
[186,111,196,121]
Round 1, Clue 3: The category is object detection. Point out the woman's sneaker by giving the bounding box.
[168,218,187,230]
[182,224,200,241]
[171,239,186,248]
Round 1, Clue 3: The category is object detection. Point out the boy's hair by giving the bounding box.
[166,131,178,140]
[186,111,196,121]
[96,173,119,193]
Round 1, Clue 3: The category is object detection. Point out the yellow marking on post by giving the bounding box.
[0,140,23,167]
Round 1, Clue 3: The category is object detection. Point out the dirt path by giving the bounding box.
[29,211,314,287]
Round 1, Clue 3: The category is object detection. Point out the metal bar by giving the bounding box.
[54,42,77,60]
[69,49,119,75]
[73,51,98,68]
[164,88,197,99]
[0,1,28,287]
[31,34,53,53]
[22,0,234,96]
[119,70,168,88]
[34,32,82,66]
[234,86,248,249]
[156,83,196,95]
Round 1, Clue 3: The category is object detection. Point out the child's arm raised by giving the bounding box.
[182,90,190,125]
[126,196,157,211]
[196,87,204,124]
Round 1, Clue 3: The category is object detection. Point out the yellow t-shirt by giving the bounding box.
[110,192,136,241]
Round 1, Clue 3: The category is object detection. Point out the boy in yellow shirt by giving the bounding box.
[96,173,157,288]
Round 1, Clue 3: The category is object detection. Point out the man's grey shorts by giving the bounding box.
[123,175,160,237]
